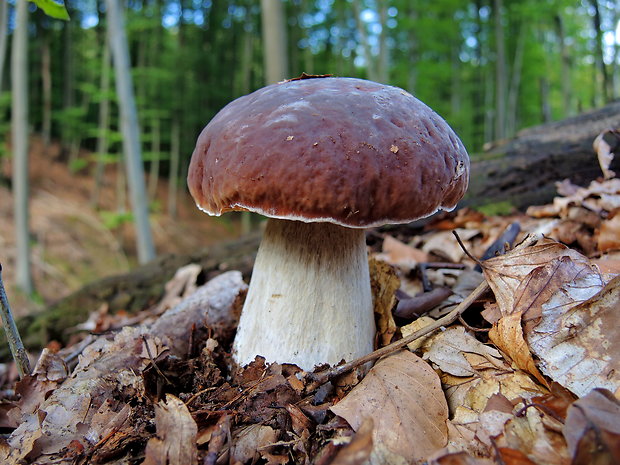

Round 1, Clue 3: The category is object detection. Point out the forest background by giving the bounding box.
[0,0,618,310]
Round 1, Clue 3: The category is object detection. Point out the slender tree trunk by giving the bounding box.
[540,76,552,123]
[494,0,507,140]
[353,0,377,81]
[589,0,610,102]
[554,14,572,116]
[147,116,160,201]
[451,43,461,118]
[261,0,289,84]
[506,23,525,136]
[11,0,32,295]
[377,0,388,83]
[62,19,74,153]
[106,0,156,264]
[167,120,180,218]
[0,0,9,94]
[91,34,112,208]
[41,34,52,148]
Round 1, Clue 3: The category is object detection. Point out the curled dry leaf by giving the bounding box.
[230,424,278,464]
[143,394,198,465]
[593,129,618,180]
[528,275,620,398]
[380,235,429,270]
[563,388,620,465]
[330,350,448,463]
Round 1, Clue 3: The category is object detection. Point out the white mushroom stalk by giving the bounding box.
[232,218,375,370]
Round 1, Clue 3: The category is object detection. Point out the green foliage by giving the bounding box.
[99,210,134,230]
[475,201,515,216]
[30,0,69,21]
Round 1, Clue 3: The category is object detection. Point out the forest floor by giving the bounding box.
[0,136,242,316]
[1,133,620,464]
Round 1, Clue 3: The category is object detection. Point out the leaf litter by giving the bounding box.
[1,138,620,464]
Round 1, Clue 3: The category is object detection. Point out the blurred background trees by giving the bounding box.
[1,0,620,295]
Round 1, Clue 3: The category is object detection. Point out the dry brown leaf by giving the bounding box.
[143,395,198,465]
[482,241,591,318]
[428,451,494,464]
[369,257,399,346]
[230,424,278,464]
[422,229,479,263]
[423,327,503,377]
[330,350,448,463]
[563,388,620,464]
[380,235,429,269]
[401,316,436,351]
[593,129,617,179]
[527,274,618,397]
[330,417,374,465]
[489,313,549,387]
[598,213,620,252]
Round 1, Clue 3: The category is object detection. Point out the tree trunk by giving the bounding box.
[261,0,289,84]
[0,0,7,94]
[147,116,160,201]
[106,0,156,264]
[353,0,376,81]
[41,33,52,148]
[494,0,507,140]
[554,14,572,116]
[589,0,611,102]
[167,120,180,218]
[377,0,388,83]
[62,19,74,153]
[506,23,525,136]
[91,32,112,208]
[11,0,33,295]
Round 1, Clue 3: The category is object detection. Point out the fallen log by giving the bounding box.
[467,100,620,211]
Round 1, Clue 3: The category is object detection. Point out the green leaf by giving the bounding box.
[30,0,70,21]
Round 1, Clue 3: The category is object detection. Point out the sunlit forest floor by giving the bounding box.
[0,136,241,316]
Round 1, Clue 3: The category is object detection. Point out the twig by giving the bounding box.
[0,263,31,378]
[309,231,546,386]
[309,279,490,385]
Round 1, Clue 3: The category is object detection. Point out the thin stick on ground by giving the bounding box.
[309,231,547,385]
[310,279,490,385]
[0,263,31,378]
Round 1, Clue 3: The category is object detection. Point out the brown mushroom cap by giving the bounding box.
[187,77,469,228]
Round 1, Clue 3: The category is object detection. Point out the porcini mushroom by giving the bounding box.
[187,76,469,370]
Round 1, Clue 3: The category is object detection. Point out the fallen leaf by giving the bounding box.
[423,327,504,377]
[527,274,619,397]
[422,229,479,263]
[593,129,618,179]
[143,395,197,465]
[330,350,448,463]
[563,388,620,465]
[330,417,374,465]
[598,213,620,252]
[369,257,399,345]
[230,424,278,464]
[380,236,429,270]
[428,451,494,464]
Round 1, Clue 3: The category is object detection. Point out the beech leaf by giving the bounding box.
[330,350,448,463]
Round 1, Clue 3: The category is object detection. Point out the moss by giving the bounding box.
[474,201,515,216]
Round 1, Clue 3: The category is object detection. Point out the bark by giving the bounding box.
[11,0,33,295]
[377,0,389,83]
[261,0,289,84]
[106,0,156,264]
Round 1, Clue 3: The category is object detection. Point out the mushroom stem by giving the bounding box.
[233,218,375,370]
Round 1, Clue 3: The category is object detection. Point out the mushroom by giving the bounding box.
[187,76,469,370]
